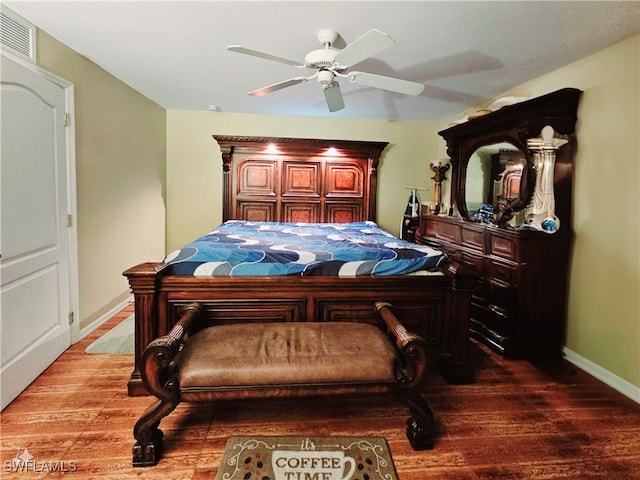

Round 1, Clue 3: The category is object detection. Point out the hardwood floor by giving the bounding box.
[1,305,639,479]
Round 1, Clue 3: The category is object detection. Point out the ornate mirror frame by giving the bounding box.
[439,88,582,227]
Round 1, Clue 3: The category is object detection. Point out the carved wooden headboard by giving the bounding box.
[214,136,388,223]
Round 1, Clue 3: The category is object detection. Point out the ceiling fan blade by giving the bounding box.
[248,77,310,96]
[227,45,305,68]
[332,29,395,68]
[347,71,425,95]
[323,82,345,112]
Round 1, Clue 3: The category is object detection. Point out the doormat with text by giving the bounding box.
[215,436,398,480]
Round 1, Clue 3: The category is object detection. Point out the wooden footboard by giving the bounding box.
[124,261,475,396]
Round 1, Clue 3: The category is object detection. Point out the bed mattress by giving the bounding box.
[163,220,447,277]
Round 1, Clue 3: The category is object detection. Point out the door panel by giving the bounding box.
[1,53,74,410]
[1,266,61,363]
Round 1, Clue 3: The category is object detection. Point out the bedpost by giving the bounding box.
[439,261,476,384]
[217,140,234,222]
[368,155,379,222]
[123,262,164,396]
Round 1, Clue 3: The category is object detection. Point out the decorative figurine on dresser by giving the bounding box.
[415,88,582,359]
[429,161,450,214]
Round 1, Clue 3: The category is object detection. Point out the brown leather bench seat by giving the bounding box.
[132,302,434,466]
[178,322,398,397]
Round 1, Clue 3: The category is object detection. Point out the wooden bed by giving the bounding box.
[124,136,475,396]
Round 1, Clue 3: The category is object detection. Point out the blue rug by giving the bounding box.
[85,315,134,354]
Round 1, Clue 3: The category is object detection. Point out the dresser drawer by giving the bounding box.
[433,220,461,243]
[487,303,512,335]
[489,234,517,260]
[460,250,485,276]
[461,226,484,251]
[487,261,517,288]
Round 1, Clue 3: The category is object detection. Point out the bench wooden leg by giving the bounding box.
[393,388,435,450]
[133,398,179,467]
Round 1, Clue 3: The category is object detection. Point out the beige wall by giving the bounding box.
[36,30,167,330]
[166,113,442,251]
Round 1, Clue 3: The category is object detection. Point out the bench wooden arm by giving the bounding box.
[375,301,428,388]
[139,303,203,398]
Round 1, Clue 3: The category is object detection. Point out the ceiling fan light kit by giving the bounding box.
[317,70,334,86]
[227,29,425,113]
[323,82,345,112]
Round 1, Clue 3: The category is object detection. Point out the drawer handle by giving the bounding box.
[489,278,511,289]
[489,304,508,318]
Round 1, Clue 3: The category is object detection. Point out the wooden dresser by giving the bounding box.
[416,88,581,359]
[416,215,572,358]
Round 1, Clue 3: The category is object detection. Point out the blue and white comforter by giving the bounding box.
[163,220,446,277]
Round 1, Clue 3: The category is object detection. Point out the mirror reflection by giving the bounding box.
[465,143,527,226]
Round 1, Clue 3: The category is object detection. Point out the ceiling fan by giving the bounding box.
[227,29,425,112]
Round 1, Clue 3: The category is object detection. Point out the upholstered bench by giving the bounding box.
[133,302,434,467]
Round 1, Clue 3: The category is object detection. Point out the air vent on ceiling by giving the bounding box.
[0,6,36,63]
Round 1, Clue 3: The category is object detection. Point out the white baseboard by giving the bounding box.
[77,295,133,342]
[563,347,640,404]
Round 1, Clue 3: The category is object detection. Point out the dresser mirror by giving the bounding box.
[439,88,582,230]
[464,142,530,227]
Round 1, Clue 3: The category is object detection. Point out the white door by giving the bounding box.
[1,52,78,410]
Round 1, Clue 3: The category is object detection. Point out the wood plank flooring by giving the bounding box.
[1,305,639,479]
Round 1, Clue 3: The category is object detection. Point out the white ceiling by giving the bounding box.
[6,1,640,122]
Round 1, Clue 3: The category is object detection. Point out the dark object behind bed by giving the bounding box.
[124,136,475,396]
